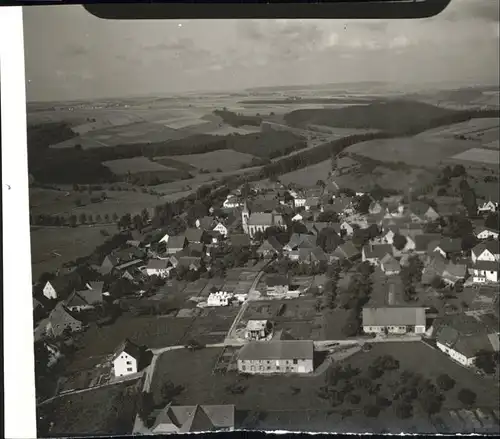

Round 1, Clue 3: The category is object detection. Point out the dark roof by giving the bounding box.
[167,235,187,249]
[197,216,215,230]
[266,275,289,287]
[178,256,202,269]
[230,234,251,247]
[184,228,204,243]
[238,340,314,361]
[435,237,462,254]
[78,288,104,305]
[472,240,500,257]
[473,260,499,271]
[65,291,89,308]
[362,307,426,326]
[286,233,316,250]
[415,233,442,252]
[257,237,283,253]
[409,201,432,216]
[334,241,360,259]
[187,242,205,255]
[147,259,170,270]
[363,243,393,260]
[112,338,143,361]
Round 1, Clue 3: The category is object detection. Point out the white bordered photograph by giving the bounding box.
[17,0,500,436]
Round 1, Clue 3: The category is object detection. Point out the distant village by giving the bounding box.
[33,158,499,434]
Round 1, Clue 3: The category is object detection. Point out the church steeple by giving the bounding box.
[242,200,250,234]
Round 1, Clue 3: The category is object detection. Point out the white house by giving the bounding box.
[362,307,427,335]
[471,240,500,264]
[223,195,242,209]
[145,259,171,278]
[112,339,143,378]
[245,320,273,341]
[213,222,228,237]
[158,232,170,245]
[472,261,498,283]
[43,281,59,300]
[340,221,355,237]
[477,200,498,214]
[475,227,499,240]
[207,291,234,307]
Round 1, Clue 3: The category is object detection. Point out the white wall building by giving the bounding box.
[362,307,427,335]
[207,291,234,307]
[112,339,142,378]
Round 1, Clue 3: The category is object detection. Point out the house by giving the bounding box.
[223,194,242,208]
[178,256,202,272]
[304,222,333,235]
[256,237,283,257]
[35,302,83,340]
[184,228,205,244]
[196,216,215,230]
[441,262,468,286]
[165,236,188,255]
[472,260,499,283]
[213,222,228,237]
[380,254,401,275]
[207,291,234,307]
[293,194,307,209]
[185,242,206,257]
[362,307,426,334]
[340,221,355,237]
[42,275,79,300]
[414,233,442,254]
[369,201,385,215]
[291,211,314,222]
[242,208,287,238]
[151,404,235,434]
[158,231,170,245]
[65,287,104,312]
[326,197,353,216]
[471,240,500,264]
[435,315,496,367]
[112,339,144,378]
[477,200,498,214]
[331,241,361,261]
[266,275,289,296]
[408,201,440,223]
[304,197,320,211]
[237,340,314,374]
[146,259,171,278]
[474,226,499,240]
[115,259,144,273]
[283,233,316,252]
[381,226,399,245]
[421,253,448,285]
[362,243,393,265]
[430,237,462,259]
[245,320,273,341]
[126,230,145,248]
[397,227,424,252]
[229,234,251,248]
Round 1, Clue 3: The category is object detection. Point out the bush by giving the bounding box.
[458,388,477,406]
[436,373,455,391]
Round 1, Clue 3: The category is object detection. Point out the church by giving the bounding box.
[241,202,287,238]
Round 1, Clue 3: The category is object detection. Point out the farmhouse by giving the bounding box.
[237,340,314,374]
[207,291,234,307]
[362,243,393,265]
[35,303,83,341]
[478,200,498,214]
[472,260,499,283]
[266,275,289,296]
[331,241,361,261]
[430,237,463,259]
[42,275,79,300]
[362,307,426,335]
[146,259,171,278]
[65,288,103,312]
[435,316,496,367]
[245,319,273,341]
[112,339,144,378]
[151,404,235,434]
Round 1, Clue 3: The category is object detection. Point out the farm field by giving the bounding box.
[206,125,262,136]
[102,157,175,175]
[449,148,499,166]
[344,136,477,168]
[30,224,117,279]
[174,150,256,171]
[38,379,140,436]
[418,117,499,141]
[30,187,160,218]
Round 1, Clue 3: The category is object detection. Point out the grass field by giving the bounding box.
[39,379,141,436]
[174,150,256,171]
[30,224,117,279]
[102,157,173,175]
[344,136,476,168]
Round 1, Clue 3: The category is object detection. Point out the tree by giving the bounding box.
[431,276,444,290]
[316,179,325,188]
[457,388,477,406]
[160,380,184,403]
[363,405,380,418]
[133,214,144,230]
[394,402,413,419]
[452,164,466,178]
[79,213,87,224]
[69,215,77,227]
[112,212,119,222]
[485,212,499,231]
[393,234,407,251]
[137,391,155,424]
[356,194,372,215]
[475,350,497,375]
[436,374,455,391]
[317,227,342,252]
[459,180,478,217]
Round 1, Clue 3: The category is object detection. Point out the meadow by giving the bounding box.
[174,150,256,171]
[102,157,174,175]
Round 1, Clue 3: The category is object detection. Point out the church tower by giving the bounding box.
[242,201,250,234]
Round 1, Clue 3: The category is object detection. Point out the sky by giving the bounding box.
[23,0,499,102]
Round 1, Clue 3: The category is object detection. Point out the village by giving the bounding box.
[33,158,500,435]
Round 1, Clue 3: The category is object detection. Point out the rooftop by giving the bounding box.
[362,306,426,327]
[238,340,314,361]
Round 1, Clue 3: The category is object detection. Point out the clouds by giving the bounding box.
[23,0,499,101]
